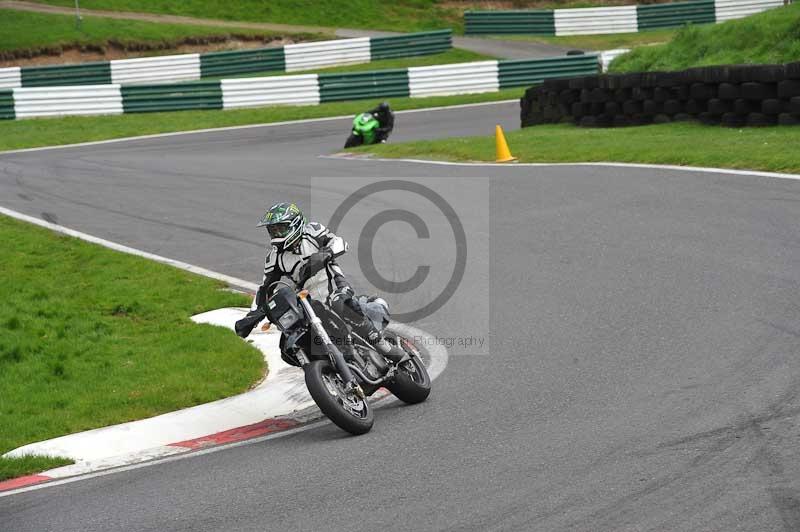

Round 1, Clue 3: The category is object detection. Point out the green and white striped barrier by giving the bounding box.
[0,54,600,120]
[0,31,452,90]
[465,0,787,35]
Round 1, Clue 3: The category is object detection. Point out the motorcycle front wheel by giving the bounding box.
[304,360,374,435]
[344,133,363,149]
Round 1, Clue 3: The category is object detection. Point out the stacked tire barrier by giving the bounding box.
[465,0,786,35]
[0,31,451,89]
[0,55,600,120]
[520,62,800,128]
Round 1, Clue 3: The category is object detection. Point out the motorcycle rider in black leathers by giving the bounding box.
[368,101,394,143]
[234,202,405,367]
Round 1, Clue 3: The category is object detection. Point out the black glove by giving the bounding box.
[235,308,267,338]
[298,249,332,282]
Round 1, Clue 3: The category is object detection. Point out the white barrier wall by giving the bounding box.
[600,49,631,71]
[714,0,786,21]
[409,61,499,98]
[555,6,639,35]
[110,54,201,85]
[221,75,320,109]
[12,85,123,118]
[284,38,371,73]
[0,67,21,89]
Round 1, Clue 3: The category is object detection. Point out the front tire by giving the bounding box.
[304,360,374,435]
[344,133,363,149]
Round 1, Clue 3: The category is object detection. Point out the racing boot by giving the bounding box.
[331,288,407,364]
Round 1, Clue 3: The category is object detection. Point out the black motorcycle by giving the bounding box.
[263,279,430,435]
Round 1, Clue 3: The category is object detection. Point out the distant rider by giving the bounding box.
[368,101,394,143]
[234,202,405,366]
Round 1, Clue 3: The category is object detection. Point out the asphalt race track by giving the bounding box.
[2,101,800,531]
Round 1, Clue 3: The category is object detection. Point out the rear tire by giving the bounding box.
[384,335,431,404]
[304,360,373,435]
[344,133,362,149]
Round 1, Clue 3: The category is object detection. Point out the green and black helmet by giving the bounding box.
[257,202,306,251]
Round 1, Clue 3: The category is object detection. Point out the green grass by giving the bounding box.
[0,455,73,480]
[611,4,800,72]
[0,215,264,480]
[30,0,465,33]
[0,8,327,58]
[493,29,676,51]
[356,122,800,174]
[0,89,522,152]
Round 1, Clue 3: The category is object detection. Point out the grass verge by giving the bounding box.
[0,89,522,152]
[0,8,326,60]
[356,121,800,174]
[490,28,676,52]
[30,0,465,33]
[0,215,264,480]
[610,4,800,72]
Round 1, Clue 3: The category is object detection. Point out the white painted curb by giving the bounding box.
[5,306,449,479]
[4,308,310,476]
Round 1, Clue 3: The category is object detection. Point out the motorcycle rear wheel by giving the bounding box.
[384,335,431,404]
[304,360,374,435]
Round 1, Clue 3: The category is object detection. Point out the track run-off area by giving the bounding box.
[1,101,800,531]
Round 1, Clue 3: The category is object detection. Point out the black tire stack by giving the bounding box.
[521,62,800,128]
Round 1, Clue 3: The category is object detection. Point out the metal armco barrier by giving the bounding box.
[714,0,784,20]
[201,47,285,78]
[121,81,223,113]
[21,62,112,87]
[284,38,371,72]
[465,0,787,35]
[370,30,452,60]
[409,61,499,97]
[0,54,601,120]
[221,75,320,109]
[319,69,410,102]
[465,10,555,35]
[499,55,600,88]
[555,6,638,35]
[12,84,122,118]
[6,31,451,89]
[111,54,202,85]
[637,0,716,30]
[0,67,21,90]
[0,89,14,119]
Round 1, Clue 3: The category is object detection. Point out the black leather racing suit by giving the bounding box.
[368,105,394,142]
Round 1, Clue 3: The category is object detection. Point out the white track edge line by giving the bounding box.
[322,155,800,181]
[0,99,517,156]
[0,420,328,498]
[0,206,260,291]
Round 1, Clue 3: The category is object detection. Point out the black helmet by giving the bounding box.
[257,202,306,251]
[377,101,390,113]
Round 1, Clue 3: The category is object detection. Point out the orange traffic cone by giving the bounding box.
[495,125,517,163]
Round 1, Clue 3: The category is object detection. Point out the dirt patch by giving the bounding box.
[0,35,298,67]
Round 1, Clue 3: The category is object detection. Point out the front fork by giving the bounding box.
[297,293,361,394]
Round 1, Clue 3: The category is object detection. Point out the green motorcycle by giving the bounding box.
[344,112,382,148]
